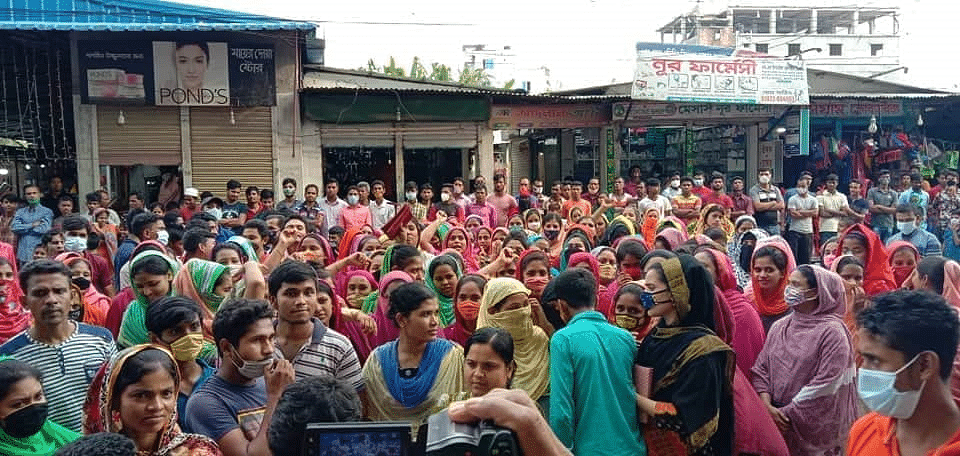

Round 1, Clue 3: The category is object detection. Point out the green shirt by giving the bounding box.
[549,310,646,456]
[0,419,80,456]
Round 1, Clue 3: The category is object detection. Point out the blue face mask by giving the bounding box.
[640,289,670,310]
[857,352,927,419]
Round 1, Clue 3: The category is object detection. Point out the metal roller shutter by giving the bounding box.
[510,138,531,191]
[98,106,181,166]
[190,107,274,194]
[319,124,395,148]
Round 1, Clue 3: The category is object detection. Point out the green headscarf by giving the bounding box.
[118,250,180,348]
[0,357,80,455]
[178,259,230,312]
[227,236,259,263]
[425,254,462,327]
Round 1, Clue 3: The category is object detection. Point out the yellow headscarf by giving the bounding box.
[476,278,550,400]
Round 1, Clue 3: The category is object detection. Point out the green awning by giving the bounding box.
[302,93,489,123]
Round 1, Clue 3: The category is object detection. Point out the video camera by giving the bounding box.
[301,409,522,456]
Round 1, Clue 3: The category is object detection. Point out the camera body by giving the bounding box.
[424,410,522,456]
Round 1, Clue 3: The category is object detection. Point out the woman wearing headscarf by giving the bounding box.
[477,277,551,402]
[368,271,415,347]
[694,247,766,376]
[473,224,494,267]
[83,345,220,456]
[751,265,857,455]
[556,225,594,270]
[635,254,735,455]
[362,282,464,426]
[657,216,687,233]
[734,215,757,234]
[91,207,119,269]
[598,215,636,247]
[687,203,736,239]
[118,250,180,348]
[441,226,480,273]
[425,254,462,328]
[172,259,230,331]
[745,236,796,332]
[106,241,169,337]
[654,227,688,251]
[56,252,110,327]
[835,223,896,296]
[728,228,769,290]
[441,274,486,346]
[640,207,661,248]
[336,270,379,363]
[886,240,920,288]
[0,258,29,344]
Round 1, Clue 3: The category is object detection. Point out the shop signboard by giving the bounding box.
[79,39,276,106]
[631,56,808,105]
[490,105,608,129]
[612,102,784,122]
[809,99,903,118]
[604,127,617,192]
[758,140,783,182]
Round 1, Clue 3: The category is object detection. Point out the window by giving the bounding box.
[871,43,883,56]
[755,43,769,53]
[829,44,842,56]
[787,44,801,56]
[483,59,495,70]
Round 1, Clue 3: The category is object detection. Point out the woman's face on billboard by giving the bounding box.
[175,44,208,90]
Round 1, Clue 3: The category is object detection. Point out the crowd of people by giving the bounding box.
[0,167,957,456]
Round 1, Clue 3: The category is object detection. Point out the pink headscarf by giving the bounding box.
[655,227,688,250]
[751,265,857,454]
[701,248,766,377]
[371,271,415,349]
[335,270,379,364]
[943,260,960,308]
[337,270,379,303]
[441,226,479,273]
[567,252,600,279]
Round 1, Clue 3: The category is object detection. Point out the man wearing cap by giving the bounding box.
[547,268,643,456]
[181,187,200,221]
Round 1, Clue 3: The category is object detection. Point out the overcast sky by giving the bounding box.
[187,0,958,91]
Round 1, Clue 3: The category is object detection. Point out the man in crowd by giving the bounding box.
[128,192,144,212]
[337,185,372,230]
[786,177,818,265]
[12,184,53,265]
[515,177,536,212]
[62,215,114,297]
[412,183,433,223]
[848,290,960,454]
[691,170,712,198]
[368,180,395,231]
[671,177,702,227]
[0,259,116,432]
[184,298,295,456]
[114,212,158,283]
[547,268,643,455]
[489,174,520,226]
[701,172,734,211]
[180,187,201,221]
[465,185,497,228]
[51,194,75,231]
[607,177,634,210]
[41,230,65,258]
[245,186,265,220]
[356,181,371,208]
[218,180,247,236]
[269,261,364,391]
[97,190,121,226]
[259,189,275,211]
[429,183,465,223]
[729,176,754,221]
[661,172,682,200]
[296,184,325,232]
[887,204,941,257]
[868,169,900,243]
[451,177,471,208]
[582,178,603,209]
[41,175,72,214]
[267,376,362,456]
[750,168,784,235]
[242,219,270,260]
[320,178,348,229]
[818,174,858,246]
[847,180,870,221]
[562,181,592,221]
[931,178,960,241]
[183,227,217,262]
[277,178,302,212]
[637,178,671,218]
[899,173,930,230]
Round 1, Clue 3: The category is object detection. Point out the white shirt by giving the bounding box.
[637,195,672,218]
[369,199,396,230]
[788,193,819,234]
[320,198,348,228]
[817,191,849,233]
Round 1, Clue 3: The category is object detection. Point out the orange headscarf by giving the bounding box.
[640,207,660,248]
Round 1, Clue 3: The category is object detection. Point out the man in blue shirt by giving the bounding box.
[898,172,930,230]
[545,268,646,456]
[11,184,53,264]
[887,203,942,257]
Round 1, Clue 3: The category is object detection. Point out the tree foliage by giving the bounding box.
[361,56,511,89]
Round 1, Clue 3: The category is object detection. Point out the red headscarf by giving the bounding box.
[702,248,766,376]
[886,240,919,288]
[567,251,600,279]
[835,224,896,296]
[337,226,366,260]
[640,207,660,248]
[0,270,29,344]
[299,233,335,267]
[441,226,479,273]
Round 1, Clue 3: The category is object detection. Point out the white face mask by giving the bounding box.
[693,178,704,186]
[156,230,169,246]
[533,186,543,194]
[346,195,359,206]
[897,221,916,235]
[797,187,808,196]
[405,192,417,201]
[527,221,541,231]
[858,353,927,419]
[205,207,222,220]
[759,175,771,185]
[670,179,680,189]
[64,236,86,253]
[441,193,451,202]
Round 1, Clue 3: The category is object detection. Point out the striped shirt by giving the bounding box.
[0,323,116,432]
[275,318,364,391]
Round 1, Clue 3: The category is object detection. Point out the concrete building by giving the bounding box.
[657,4,902,80]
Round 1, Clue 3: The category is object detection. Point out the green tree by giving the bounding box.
[410,56,428,80]
[429,62,454,82]
[364,56,515,90]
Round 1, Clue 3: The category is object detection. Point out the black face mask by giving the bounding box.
[72,277,90,290]
[1,402,48,438]
[739,244,755,273]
